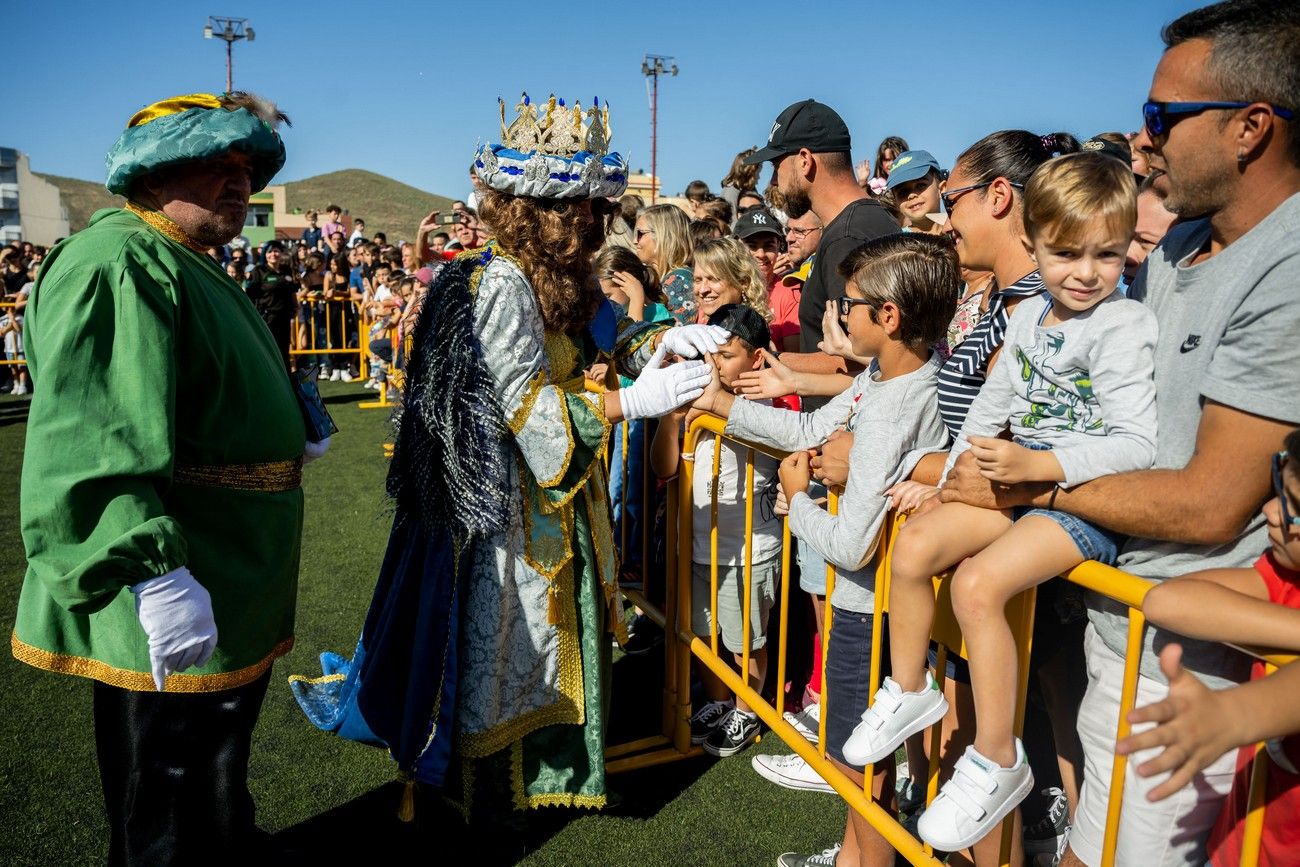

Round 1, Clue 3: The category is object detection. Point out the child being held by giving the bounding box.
[1123,428,1300,867]
[689,233,957,822]
[651,304,783,758]
[859,151,1158,851]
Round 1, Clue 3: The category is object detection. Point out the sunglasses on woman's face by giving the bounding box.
[635,228,654,242]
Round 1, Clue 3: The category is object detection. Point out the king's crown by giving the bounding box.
[498,92,613,158]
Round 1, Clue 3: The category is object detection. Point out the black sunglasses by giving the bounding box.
[1273,451,1300,528]
[835,296,874,318]
[941,181,1023,214]
[1142,100,1295,138]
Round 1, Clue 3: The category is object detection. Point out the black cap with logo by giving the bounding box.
[745,99,852,165]
[733,208,784,242]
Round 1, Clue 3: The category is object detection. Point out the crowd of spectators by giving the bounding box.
[7,2,1298,864]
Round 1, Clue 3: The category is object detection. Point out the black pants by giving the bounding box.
[92,670,271,867]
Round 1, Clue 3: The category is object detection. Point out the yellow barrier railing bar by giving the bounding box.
[607,410,1288,866]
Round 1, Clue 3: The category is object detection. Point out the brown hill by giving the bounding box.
[35,174,121,233]
[37,168,454,241]
[281,169,456,242]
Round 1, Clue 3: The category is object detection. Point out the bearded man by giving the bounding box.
[13,92,320,866]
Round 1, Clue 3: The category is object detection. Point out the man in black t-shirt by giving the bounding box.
[745,99,899,410]
[243,241,297,372]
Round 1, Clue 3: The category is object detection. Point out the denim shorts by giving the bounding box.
[823,607,889,770]
[1011,439,1121,565]
[795,485,829,595]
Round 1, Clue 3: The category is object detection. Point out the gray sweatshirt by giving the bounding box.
[943,292,1158,488]
[727,353,950,613]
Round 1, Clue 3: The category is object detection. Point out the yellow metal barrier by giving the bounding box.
[0,301,29,395]
[604,410,1292,867]
[289,296,367,385]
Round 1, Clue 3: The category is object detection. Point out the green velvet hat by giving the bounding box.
[104,93,286,196]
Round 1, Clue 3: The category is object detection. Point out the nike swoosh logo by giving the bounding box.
[1180,336,1201,353]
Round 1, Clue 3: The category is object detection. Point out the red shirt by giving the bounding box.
[1208,551,1300,867]
[768,277,801,352]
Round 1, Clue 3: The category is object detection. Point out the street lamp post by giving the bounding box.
[640,54,677,204]
[203,16,255,93]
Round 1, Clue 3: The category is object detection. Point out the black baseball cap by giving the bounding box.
[745,99,852,165]
[734,208,784,242]
[707,304,771,352]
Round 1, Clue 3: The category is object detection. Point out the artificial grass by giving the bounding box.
[0,383,846,866]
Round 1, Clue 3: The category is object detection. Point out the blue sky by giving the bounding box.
[7,0,1198,201]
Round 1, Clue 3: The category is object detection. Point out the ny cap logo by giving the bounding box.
[769,121,781,143]
[752,213,768,225]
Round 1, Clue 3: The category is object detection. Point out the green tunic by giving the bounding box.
[12,208,306,693]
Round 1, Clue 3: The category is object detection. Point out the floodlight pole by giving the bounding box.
[204,16,255,93]
[641,55,677,204]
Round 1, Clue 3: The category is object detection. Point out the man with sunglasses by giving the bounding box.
[939,2,1300,865]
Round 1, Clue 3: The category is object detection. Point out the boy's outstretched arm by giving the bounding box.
[1143,567,1300,652]
[650,409,685,480]
[1117,644,1300,802]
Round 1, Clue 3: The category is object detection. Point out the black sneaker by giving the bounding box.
[1023,786,1070,866]
[703,708,760,757]
[620,614,663,656]
[689,699,733,744]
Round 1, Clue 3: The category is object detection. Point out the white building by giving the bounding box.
[0,148,71,246]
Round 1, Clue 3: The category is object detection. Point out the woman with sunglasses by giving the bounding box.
[631,203,696,324]
[1125,427,1300,867]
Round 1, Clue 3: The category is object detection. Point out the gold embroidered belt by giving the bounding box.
[173,458,303,493]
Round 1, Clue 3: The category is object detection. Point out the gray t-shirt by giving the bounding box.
[727,354,949,613]
[945,291,1158,488]
[1091,191,1300,685]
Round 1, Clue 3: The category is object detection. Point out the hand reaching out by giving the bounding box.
[732,348,797,401]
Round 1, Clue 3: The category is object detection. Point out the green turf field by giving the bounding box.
[0,383,847,866]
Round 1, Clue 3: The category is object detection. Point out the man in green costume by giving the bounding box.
[12,92,320,866]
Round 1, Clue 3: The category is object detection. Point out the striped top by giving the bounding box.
[936,270,1044,437]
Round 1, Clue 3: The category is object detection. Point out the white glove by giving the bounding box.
[131,566,219,691]
[658,324,730,359]
[620,343,712,420]
[304,436,331,464]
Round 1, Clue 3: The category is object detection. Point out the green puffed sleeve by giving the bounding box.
[612,317,672,379]
[473,257,611,504]
[20,247,188,613]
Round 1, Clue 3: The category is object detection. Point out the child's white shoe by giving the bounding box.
[917,741,1034,852]
[841,672,948,766]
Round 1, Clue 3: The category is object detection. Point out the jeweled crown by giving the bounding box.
[498,92,613,157]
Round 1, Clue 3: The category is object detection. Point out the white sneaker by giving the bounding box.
[317,368,329,380]
[339,370,355,382]
[364,379,378,389]
[12,384,27,395]
[330,369,342,381]
[751,752,835,794]
[782,702,821,745]
[841,672,948,766]
[917,741,1034,852]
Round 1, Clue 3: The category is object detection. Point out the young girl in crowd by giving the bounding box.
[1124,427,1300,867]
[883,150,946,235]
[851,152,1158,851]
[595,245,672,582]
[632,204,696,323]
[594,246,669,324]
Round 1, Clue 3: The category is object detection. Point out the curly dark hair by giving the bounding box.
[477,190,613,336]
